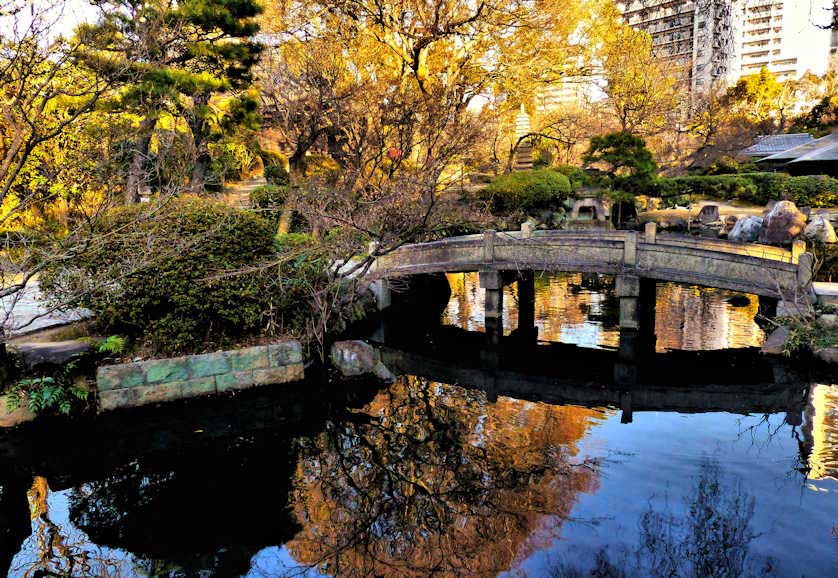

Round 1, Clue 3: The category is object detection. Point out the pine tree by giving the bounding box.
[77,0,263,201]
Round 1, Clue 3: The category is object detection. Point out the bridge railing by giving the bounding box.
[370,226,811,298]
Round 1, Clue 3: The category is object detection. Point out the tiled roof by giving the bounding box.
[789,141,838,163]
[741,133,814,157]
[760,132,838,162]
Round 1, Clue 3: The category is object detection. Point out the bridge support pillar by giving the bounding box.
[620,391,634,424]
[480,269,503,346]
[480,349,500,402]
[616,275,640,330]
[615,330,639,387]
[517,271,537,343]
[368,279,391,311]
[785,410,803,427]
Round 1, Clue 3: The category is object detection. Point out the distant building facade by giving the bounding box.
[617,0,833,96]
[731,0,832,82]
[534,76,595,114]
[618,0,735,94]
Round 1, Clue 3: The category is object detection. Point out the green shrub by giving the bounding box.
[6,375,89,415]
[781,319,838,356]
[250,184,288,227]
[811,240,838,282]
[481,168,571,214]
[701,158,760,175]
[781,175,838,207]
[552,165,590,191]
[40,198,282,354]
[652,173,838,207]
[208,141,258,186]
[261,151,290,186]
[264,162,290,186]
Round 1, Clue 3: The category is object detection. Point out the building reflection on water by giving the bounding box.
[804,383,838,481]
[442,272,765,351]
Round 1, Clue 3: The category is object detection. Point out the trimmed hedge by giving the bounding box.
[40,198,283,353]
[481,168,572,214]
[652,173,838,207]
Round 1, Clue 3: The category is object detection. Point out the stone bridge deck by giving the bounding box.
[371,227,811,299]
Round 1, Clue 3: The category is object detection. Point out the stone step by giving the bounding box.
[814,282,838,306]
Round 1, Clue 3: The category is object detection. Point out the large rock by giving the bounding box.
[697,204,720,224]
[722,215,738,235]
[728,215,763,243]
[817,314,838,328]
[803,215,837,243]
[761,326,790,356]
[758,200,806,245]
[330,340,395,382]
[814,347,838,365]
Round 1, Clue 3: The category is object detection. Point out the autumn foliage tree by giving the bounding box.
[0,0,115,336]
[258,0,628,243]
[599,25,683,137]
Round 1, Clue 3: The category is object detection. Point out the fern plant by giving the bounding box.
[98,335,127,355]
[5,364,90,416]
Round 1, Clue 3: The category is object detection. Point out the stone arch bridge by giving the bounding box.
[368,225,814,341]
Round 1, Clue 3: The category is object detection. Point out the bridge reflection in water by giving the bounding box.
[1,319,836,576]
[442,272,765,352]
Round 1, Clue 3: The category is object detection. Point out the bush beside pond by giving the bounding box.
[40,198,312,354]
[481,168,571,214]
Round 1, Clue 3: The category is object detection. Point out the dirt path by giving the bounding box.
[221,176,267,209]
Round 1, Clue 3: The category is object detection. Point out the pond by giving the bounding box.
[1,273,836,577]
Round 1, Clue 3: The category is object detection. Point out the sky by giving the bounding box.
[0,0,99,40]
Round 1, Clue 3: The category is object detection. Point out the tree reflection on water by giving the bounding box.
[284,377,607,577]
[540,459,777,578]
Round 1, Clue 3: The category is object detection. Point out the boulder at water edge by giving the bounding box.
[728,215,763,243]
[803,215,837,243]
[761,326,791,355]
[722,215,738,234]
[12,340,94,369]
[330,340,396,382]
[758,201,806,245]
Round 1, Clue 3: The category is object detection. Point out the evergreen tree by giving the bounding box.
[584,131,658,194]
[77,0,263,201]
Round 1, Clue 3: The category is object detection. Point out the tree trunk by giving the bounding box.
[125,115,157,204]
[189,159,209,195]
[187,92,212,195]
[277,185,298,235]
[277,203,295,235]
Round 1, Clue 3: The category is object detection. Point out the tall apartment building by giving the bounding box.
[731,0,832,82]
[534,76,595,115]
[618,0,832,94]
[618,0,734,94]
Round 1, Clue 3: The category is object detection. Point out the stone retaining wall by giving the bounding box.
[97,340,304,411]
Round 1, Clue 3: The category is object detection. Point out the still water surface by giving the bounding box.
[2,274,836,577]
